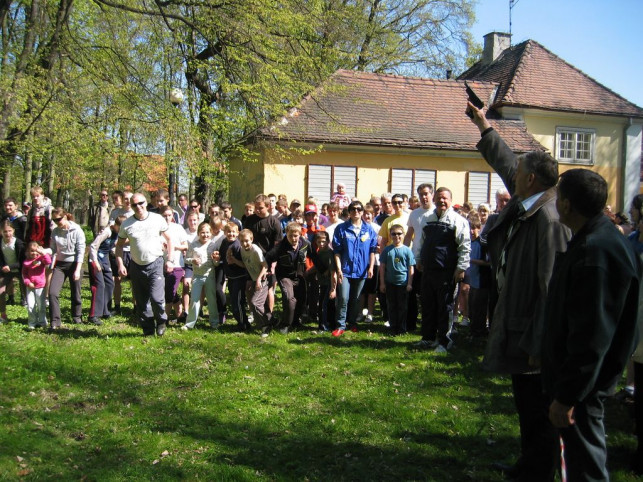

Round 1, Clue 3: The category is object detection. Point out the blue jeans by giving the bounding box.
[185,273,218,328]
[336,277,365,330]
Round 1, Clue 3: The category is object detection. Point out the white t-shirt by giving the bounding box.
[240,244,266,281]
[407,206,434,252]
[119,212,168,265]
[165,222,188,266]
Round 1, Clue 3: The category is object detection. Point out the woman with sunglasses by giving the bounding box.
[331,200,378,337]
[49,207,86,330]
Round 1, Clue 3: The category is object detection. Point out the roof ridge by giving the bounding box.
[526,40,643,110]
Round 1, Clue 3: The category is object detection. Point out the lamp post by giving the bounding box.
[168,88,184,206]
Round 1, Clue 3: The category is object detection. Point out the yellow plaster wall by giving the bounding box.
[524,114,625,207]
[249,146,494,205]
[229,149,265,214]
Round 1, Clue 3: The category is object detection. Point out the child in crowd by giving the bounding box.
[359,204,381,323]
[311,231,337,331]
[88,216,124,325]
[467,215,490,337]
[302,204,325,323]
[241,202,254,226]
[22,241,51,329]
[379,224,415,335]
[0,221,25,321]
[180,211,200,324]
[222,222,250,331]
[208,217,227,324]
[291,209,304,229]
[265,222,310,334]
[237,229,272,336]
[330,183,351,210]
[162,206,188,321]
[182,222,220,330]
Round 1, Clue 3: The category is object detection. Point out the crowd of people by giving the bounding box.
[1,103,642,480]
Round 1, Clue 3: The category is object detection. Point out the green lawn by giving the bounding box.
[0,281,639,481]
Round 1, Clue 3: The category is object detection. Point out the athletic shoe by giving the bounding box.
[365,314,373,323]
[460,317,470,327]
[89,317,103,326]
[331,329,345,337]
[350,326,358,333]
[414,339,439,349]
[180,325,189,331]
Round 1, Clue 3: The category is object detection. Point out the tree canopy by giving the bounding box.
[0,0,476,211]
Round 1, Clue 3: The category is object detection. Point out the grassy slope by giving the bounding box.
[0,283,638,481]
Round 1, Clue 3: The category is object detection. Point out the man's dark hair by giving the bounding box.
[520,151,559,188]
[4,196,16,204]
[558,168,607,218]
[631,194,643,212]
[417,183,433,194]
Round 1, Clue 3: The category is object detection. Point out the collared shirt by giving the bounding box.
[520,191,545,213]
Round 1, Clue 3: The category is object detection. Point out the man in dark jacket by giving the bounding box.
[543,168,640,480]
[468,102,571,481]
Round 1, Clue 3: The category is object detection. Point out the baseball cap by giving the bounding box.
[304,204,317,214]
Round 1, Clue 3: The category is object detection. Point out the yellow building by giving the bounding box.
[231,33,643,212]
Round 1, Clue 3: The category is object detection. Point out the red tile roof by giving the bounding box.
[459,40,643,118]
[259,70,543,153]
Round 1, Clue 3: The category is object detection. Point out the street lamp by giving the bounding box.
[168,88,183,206]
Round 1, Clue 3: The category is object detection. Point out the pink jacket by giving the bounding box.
[22,254,51,289]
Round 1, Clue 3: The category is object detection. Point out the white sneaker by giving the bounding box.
[384,321,390,327]
[365,314,373,323]
[434,344,448,353]
[180,325,189,331]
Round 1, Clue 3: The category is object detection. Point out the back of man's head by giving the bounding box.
[558,169,607,218]
[521,151,559,189]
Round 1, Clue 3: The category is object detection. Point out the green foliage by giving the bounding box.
[0,0,478,204]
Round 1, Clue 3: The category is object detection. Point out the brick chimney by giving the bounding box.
[482,32,511,65]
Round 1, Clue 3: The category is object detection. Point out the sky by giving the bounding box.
[470,0,643,108]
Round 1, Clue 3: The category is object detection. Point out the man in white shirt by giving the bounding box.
[116,193,173,336]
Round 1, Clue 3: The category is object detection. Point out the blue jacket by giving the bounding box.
[332,221,377,279]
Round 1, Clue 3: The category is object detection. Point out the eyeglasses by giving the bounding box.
[132,201,146,207]
[100,193,108,197]
[392,200,403,205]
[391,232,403,237]
[52,217,63,223]
[349,207,363,212]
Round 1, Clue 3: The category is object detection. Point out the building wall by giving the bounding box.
[228,144,495,213]
[523,112,627,208]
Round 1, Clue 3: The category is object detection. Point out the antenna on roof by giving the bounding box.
[509,0,520,45]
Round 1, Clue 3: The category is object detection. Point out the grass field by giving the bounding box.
[0,281,639,481]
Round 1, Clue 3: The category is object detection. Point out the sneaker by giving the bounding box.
[331,329,345,337]
[279,326,289,335]
[384,321,390,327]
[460,317,470,327]
[365,314,373,323]
[414,339,439,349]
[261,326,271,338]
[89,317,103,326]
[28,325,35,331]
[434,344,448,353]
[180,325,189,331]
[350,326,358,333]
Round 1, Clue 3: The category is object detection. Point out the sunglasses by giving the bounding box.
[132,201,146,207]
[349,207,363,212]
[52,217,63,223]
[190,205,199,208]
[392,200,404,205]
[391,232,404,237]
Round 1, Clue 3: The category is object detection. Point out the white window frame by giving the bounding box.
[467,171,506,206]
[556,127,595,165]
[390,168,436,197]
[306,164,357,205]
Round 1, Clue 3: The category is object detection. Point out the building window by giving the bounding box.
[467,171,506,206]
[390,168,436,197]
[556,127,595,165]
[307,164,356,205]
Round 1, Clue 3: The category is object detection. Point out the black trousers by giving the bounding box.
[420,269,455,346]
[511,373,558,481]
